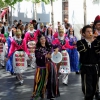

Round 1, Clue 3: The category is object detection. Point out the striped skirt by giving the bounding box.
[32,62,60,99]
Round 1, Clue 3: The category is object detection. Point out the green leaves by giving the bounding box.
[25,0,55,4]
[0,0,23,8]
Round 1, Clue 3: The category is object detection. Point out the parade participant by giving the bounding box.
[30,34,60,100]
[6,29,32,85]
[0,34,6,68]
[6,28,17,75]
[53,25,68,40]
[52,27,75,85]
[24,24,38,68]
[37,23,45,36]
[67,28,79,74]
[77,25,100,100]
[46,27,53,43]
[93,15,100,100]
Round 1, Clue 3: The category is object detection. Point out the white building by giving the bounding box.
[8,0,62,26]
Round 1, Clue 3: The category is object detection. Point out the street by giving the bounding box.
[0,67,84,100]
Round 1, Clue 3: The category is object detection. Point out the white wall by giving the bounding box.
[9,0,62,26]
[69,0,84,40]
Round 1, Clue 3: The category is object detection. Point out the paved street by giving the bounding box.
[0,67,84,100]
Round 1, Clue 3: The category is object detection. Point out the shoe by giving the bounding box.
[95,94,100,100]
[30,96,34,100]
[2,66,5,69]
[76,71,80,74]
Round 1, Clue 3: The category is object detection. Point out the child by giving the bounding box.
[77,25,99,100]
[67,28,79,74]
[6,29,32,85]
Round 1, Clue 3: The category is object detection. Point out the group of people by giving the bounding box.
[1,15,100,100]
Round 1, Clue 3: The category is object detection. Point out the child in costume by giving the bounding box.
[52,27,75,85]
[0,34,6,68]
[6,29,32,85]
[77,25,100,100]
[24,24,39,68]
[67,28,79,74]
[30,34,60,100]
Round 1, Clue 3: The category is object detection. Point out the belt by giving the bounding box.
[82,64,98,67]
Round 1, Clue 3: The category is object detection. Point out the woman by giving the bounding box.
[67,28,79,74]
[30,34,60,100]
[6,29,32,85]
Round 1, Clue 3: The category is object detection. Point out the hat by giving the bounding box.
[29,24,33,28]
[58,27,64,33]
[94,15,100,25]
[16,29,21,35]
[40,23,44,26]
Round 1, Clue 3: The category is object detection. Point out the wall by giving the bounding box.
[9,0,62,27]
[69,0,84,40]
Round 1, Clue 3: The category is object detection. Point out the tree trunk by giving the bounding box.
[34,2,37,20]
[83,0,87,25]
[51,0,54,29]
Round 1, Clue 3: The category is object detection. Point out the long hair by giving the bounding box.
[36,34,52,49]
[68,29,74,38]
[47,28,53,36]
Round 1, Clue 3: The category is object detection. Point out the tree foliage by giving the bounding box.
[25,0,55,4]
[0,0,23,8]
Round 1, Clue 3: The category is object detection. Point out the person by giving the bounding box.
[6,29,32,85]
[24,24,39,68]
[0,34,6,68]
[67,28,79,74]
[77,25,100,100]
[46,27,53,43]
[30,34,60,100]
[93,15,100,99]
[52,27,75,85]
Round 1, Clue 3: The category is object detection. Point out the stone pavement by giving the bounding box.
[0,67,84,100]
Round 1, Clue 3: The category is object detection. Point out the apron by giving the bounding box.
[0,42,5,66]
[13,51,27,73]
[27,41,36,68]
[59,50,70,74]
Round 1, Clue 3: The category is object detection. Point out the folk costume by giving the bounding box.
[77,25,100,100]
[52,27,75,85]
[24,24,38,68]
[0,34,6,68]
[37,23,46,36]
[67,29,79,72]
[31,35,60,100]
[7,29,30,84]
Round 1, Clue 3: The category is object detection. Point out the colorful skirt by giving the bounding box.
[46,62,60,99]
[32,62,60,99]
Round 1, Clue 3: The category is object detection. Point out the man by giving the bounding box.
[77,25,100,100]
[31,20,38,30]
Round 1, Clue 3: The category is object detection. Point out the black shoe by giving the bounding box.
[2,66,5,69]
[95,93,100,100]
[76,71,80,74]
